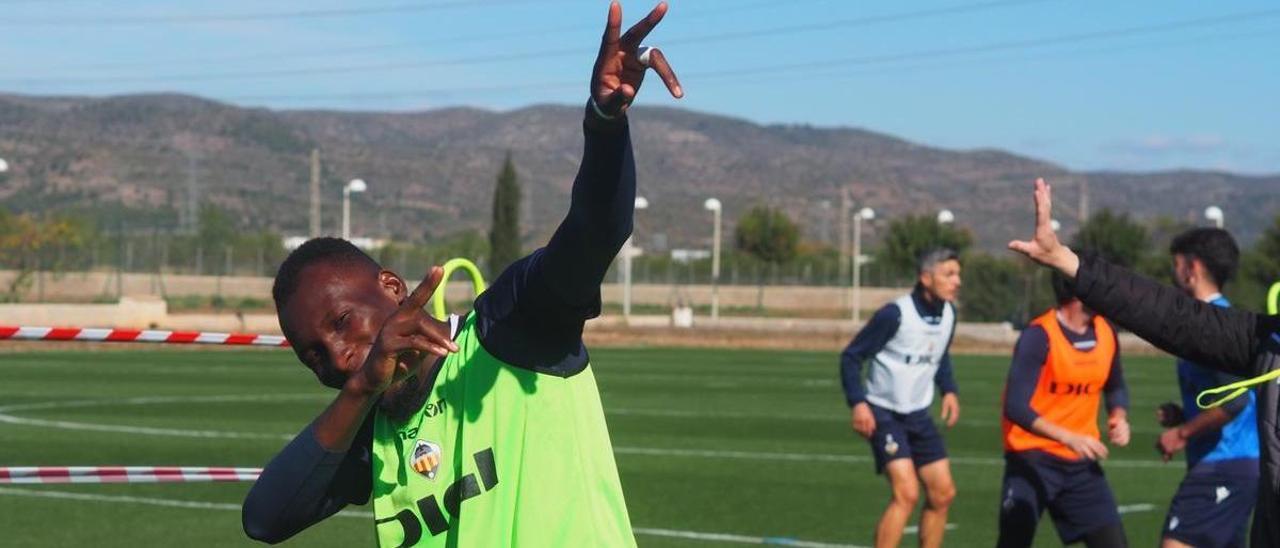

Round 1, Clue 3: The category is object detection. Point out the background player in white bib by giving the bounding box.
[840,248,962,548]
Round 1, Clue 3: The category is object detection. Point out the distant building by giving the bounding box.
[670,249,711,263]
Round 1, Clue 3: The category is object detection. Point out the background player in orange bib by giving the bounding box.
[997,273,1131,548]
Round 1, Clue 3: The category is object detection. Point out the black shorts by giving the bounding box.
[867,404,947,474]
[997,450,1122,546]
[1163,460,1258,548]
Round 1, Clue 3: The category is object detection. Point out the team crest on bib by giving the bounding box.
[411,439,442,480]
[884,434,899,456]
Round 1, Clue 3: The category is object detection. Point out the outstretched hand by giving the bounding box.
[1007,178,1080,278]
[591,1,683,118]
[353,266,458,396]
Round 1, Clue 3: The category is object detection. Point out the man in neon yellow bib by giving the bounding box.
[242,3,684,545]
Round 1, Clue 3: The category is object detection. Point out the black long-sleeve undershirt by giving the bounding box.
[1072,253,1280,376]
[242,107,635,544]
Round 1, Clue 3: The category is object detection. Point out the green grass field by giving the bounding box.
[0,347,1196,547]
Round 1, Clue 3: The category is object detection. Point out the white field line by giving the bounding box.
[0,396,1181,469]
[0,487,862,547]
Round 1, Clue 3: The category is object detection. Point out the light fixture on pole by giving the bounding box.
[1204,206,1224,229]
[704,198,722,322]
[852,207,876,323]
[342,178,367,240]
[622,196,649,321]
[937,209,955,225]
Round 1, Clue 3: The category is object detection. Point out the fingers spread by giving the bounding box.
[406,266,445,310]
[645,48,683,98]
[621,1,667,46]
[416,316,459,353]
[597,1,622,63]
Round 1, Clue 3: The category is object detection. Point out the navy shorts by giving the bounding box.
[867,404,947,474]
[997,450,1122,546]
[1163,461,1258,548]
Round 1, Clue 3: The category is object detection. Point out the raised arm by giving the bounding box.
[539,0,682,307]
[1008,178,1280,376]
[475,2,682,372]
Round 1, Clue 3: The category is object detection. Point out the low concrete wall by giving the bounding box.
[2,270,906,314]
[0,297,168,329]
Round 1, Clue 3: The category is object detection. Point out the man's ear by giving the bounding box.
[379,270,407,302]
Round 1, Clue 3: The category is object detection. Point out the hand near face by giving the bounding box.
[353,266,458,396]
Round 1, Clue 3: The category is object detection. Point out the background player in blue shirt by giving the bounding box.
[840,249,961,548]
[1155,228,1258,548]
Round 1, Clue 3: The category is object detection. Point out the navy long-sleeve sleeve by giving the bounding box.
[840,304,900,407]
[474,108,634,375]
[242,418,373,544]
[1004,326,1049,430]
[1103,328,1129,412]
[933,318,959,395]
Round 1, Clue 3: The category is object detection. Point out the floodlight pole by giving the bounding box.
[1205,206,1225,229]
[705,198,722,322]
[852,207,875,323]
[622,196,648,322]
[342,179,367,240]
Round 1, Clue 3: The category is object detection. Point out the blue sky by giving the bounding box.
[2,0,1277,174]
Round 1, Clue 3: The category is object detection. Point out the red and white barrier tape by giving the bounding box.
[0,466,262,484]
[0,326,288,347]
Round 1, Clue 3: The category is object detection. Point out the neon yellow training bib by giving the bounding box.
[371,312,635,547]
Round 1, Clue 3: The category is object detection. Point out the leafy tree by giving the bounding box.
[1071,209,1149,268]
[735,205,800,308]
[1237,215,1280,312]
[874,215,972,281]
[0,211,85,300]
[488,152,522,275]
[735,205,800,265]
[957,253,1023,323]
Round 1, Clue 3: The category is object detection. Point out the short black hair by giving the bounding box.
[917,248,961,274]
[1051,272,1076,306]
[272,237,382,310]
[1169,227,1239,288]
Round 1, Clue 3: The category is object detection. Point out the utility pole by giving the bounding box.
[1078,179,1089,223]
[310,148,321,237]
[184,153,199,235]
[838,187,851,307]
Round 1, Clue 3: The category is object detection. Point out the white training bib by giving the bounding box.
[864,294,955,413]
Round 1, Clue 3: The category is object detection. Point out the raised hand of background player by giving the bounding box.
[1008,178,1081,278]
[352,266,458,396]
[591,1,683,118]
[1108,414,1131,447]
[851,402,876,439]
[939,392,960,428]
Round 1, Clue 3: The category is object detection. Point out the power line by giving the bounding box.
[210,16,1277,105]
[28,0,1037,72]
[690,7,1280,80]
[6,0,1059,86]
[0,0,544,26]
